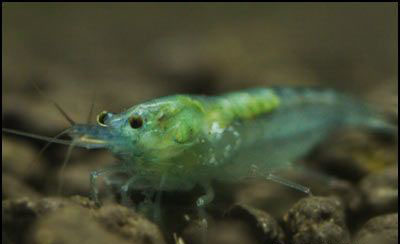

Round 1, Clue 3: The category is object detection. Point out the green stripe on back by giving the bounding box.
[204,88,281,129]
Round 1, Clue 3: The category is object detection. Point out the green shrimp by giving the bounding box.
[3,87,396,212]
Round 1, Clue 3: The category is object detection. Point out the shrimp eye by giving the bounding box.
[97,111,110,127]
[129,116,143,129]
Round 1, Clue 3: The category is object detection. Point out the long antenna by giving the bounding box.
[32,82,76,126]
[2,128,73,146]
[87,90,97,124]
[57,141,76,196]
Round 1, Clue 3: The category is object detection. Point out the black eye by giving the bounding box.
[97,111,110,127]
[129,116,143,129]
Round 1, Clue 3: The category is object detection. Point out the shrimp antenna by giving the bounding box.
[2,128,73,146]
[87,90,97,124]
[32,82,76,126]
[36,128,71,157]
[21,128,73,174]
[57,140,76,196]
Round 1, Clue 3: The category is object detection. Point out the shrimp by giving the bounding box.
[3,87,396,213]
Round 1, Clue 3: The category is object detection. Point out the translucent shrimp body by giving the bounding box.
[3,87,395,208]
[63,87,394,207]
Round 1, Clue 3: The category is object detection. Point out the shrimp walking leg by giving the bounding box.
[137,191,158,219]
[90,165,126,205]
[153,174,167,223]
[103,176,125,200]
[195,182,215,242]
[196,182,215,207]
[144,191,164,225]
[197,206,209,243]
[120,176,142,207]
[266,173,313,195]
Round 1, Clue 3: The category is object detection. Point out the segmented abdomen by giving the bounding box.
[202,87,392,179]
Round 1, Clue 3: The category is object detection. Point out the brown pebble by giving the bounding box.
[182,219,257,244]
[227,204,285,244]
[353,213,398,244]
[3,197,72,244]
[327,178,363,214]
[359,166,398,214]
[31,206,130,244]
[93,203,166,244]
[283,196,350,244]
[3,196,166,244]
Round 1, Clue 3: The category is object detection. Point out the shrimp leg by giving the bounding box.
[195,182,214,242]
[120,176,144,207]
[90,165,127,205]
[196,182,215,207]
[153,174,167,223]
[266,173,313,195]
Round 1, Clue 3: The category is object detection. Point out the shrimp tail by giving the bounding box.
[341,95,397,135]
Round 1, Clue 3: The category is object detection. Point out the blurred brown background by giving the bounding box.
[2,3,398,134]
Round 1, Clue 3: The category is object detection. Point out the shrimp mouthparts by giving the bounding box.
[66,124,114,149]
